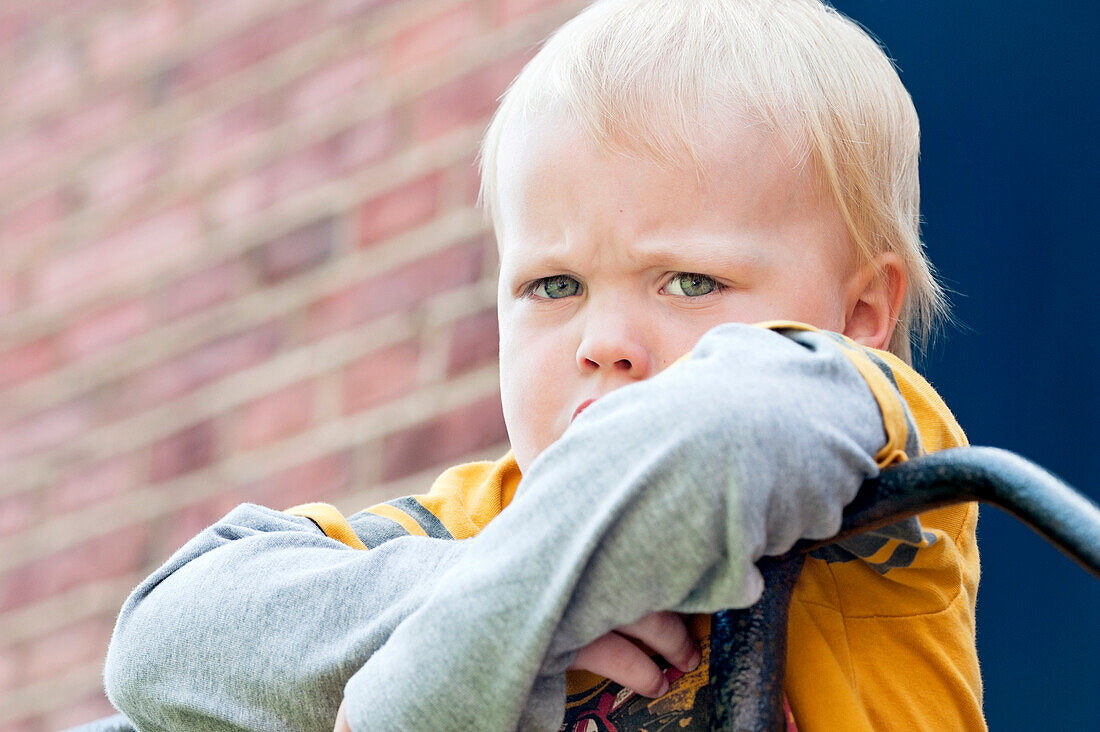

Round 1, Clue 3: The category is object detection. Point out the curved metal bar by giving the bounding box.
[710,446,1100,731]
[806,446,1100,578]
[711,554,804,732]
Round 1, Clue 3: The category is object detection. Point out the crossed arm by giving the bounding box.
[333,609,698,731]
[105,324,889,731]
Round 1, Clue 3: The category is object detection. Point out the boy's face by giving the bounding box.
[495,110,870,473]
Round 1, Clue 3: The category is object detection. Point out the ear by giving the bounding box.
[842,253,907,350]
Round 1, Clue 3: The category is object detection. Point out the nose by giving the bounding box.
[575,306,652,379]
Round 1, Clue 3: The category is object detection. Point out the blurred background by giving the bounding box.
[0,0,1095,729]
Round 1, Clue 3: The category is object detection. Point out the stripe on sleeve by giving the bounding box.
[833,533,893,559]
[858,347,902,392]
[386,496,454,540]
[346,510,414,549]
[859,348,924,460]
[754,322,910,468]
[369,502,428,537]
[866,541,921,575]
[285,502,368,550]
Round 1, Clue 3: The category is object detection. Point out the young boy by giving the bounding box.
[103,1,982,730]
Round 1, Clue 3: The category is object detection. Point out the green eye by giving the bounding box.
[665,272,717,297]
[532,275,581,299]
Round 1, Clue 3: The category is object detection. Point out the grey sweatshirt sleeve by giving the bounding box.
[104,505,471,731]
[105,323,894,732]
[340,324,892,730]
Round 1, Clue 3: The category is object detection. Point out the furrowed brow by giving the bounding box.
[632,238,768,272]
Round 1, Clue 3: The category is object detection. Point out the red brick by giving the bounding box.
[251,218,334,284]
[19,0,99,18]
[0,126,51,187]
[385,2,484,74]
[33,206,203,305]
[38,693,119,732]
[358,172,442,248]
[82,142,170,208]
[0,337,57,390]
[299,116,396,189]
[88,4,183,78]
[381,393,506,481]
[462,155,483,207]
[0,188,69,243]
[262,137,342,205]
[150,419,219,483]
[212,131,368,225]
[306,241,484,340]
[236,379,316,450]
[20,615,113,687]
[0,491,36,538]
[0,274,21,317]
[0,9,33,48]
[158,487,246,558]
[163,258,248,319]
[409,50,533,141]
[0,644,19,696]
[0,524,147,612]
[208,169,267,227]
[244,450,354,510]
[284,50,379,125]
[114,321,283,414]
[0,716,36,732]
[495,0,570,25]
[334,114,398,175]
[188,0,282,34]
[179,95,273,182]
[47,454,142,514]
[1,42,80,118]
[342,340,419,414]
[0,397,95,462]
[53,90,140,153]
[447,308,499,375]
[168,4,322,96]
[320,0,397,22]
[59,298,155,360]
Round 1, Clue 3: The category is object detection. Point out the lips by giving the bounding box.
[572,398,596,422]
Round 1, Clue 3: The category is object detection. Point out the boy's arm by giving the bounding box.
[340,323,893,730]
[103,504,471,731]
[105,322,897,732]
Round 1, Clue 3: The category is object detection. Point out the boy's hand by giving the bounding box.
[333,699,351,732]
[332,612,697,731]
[331,612,697,730]
[567,611,700,698]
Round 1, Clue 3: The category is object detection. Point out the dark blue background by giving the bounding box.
[831,1,1100,728]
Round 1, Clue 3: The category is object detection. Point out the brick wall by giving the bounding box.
[0,1,586,728]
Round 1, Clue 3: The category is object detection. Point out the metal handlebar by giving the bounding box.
[710,446,1100,732]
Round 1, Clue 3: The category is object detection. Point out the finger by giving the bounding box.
[569,631,669,698]
[333,699,352,732]
[615,611,700,673]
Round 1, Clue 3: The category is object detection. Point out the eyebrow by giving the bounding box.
[501,234,771,282]
[629,236,770,271]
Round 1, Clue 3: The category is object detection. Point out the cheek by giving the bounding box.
[496,322,525,426]
[497,318,569,469]
[758,254,852,331]
[790,273,850,330]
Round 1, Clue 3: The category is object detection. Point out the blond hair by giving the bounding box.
[477,0,946,361]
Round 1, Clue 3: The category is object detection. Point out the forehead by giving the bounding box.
[494,107,845,260]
